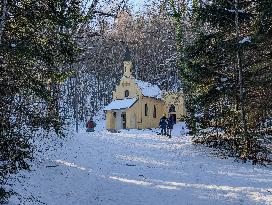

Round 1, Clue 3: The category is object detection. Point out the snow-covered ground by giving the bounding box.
[7,121,272,205]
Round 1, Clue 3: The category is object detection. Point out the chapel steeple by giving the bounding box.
[123,46,132,78]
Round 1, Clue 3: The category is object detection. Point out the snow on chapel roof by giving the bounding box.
[104,98,138,111]
[135,80,162,99]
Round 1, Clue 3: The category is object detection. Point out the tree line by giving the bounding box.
[0,0,131,202]
[164,0,272,163]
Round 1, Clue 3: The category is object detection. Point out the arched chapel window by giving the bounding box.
[125,90,129,97]
[153,105,156,118]
[145,104,148,116]
[169,104,176,112]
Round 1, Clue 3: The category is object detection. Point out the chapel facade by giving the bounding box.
[104,48,186,131]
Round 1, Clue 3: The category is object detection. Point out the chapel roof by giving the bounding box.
[135,80,162,99]
[104,98,138,111]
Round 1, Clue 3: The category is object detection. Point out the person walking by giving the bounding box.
[167,115,174,138]
[159,114,168,136]
[86,118,96,132]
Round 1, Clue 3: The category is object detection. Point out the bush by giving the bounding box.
[193,130,272,164]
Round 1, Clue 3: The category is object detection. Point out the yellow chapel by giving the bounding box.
[104,48,186,131]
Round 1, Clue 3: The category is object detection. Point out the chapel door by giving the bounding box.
[171,114,177,124]
[121,113,126,129]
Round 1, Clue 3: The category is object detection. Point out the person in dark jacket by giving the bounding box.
[167,115,174,138]
[86,118,96,132]
[159,114,168,136]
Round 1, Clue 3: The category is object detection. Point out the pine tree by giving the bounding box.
[169,0,271,161]
[0,0,102,201]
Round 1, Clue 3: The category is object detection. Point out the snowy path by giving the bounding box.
[9,124,272,205]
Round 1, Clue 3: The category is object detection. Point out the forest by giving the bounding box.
[1,0,271,203]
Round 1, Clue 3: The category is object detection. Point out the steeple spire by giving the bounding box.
[123,46,131,61]
[123,46,133,78]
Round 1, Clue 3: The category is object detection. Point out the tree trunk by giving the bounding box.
[75,69,79,133]
[0,0,7,45]
[235,0,247,134]
[235,0,250,157]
